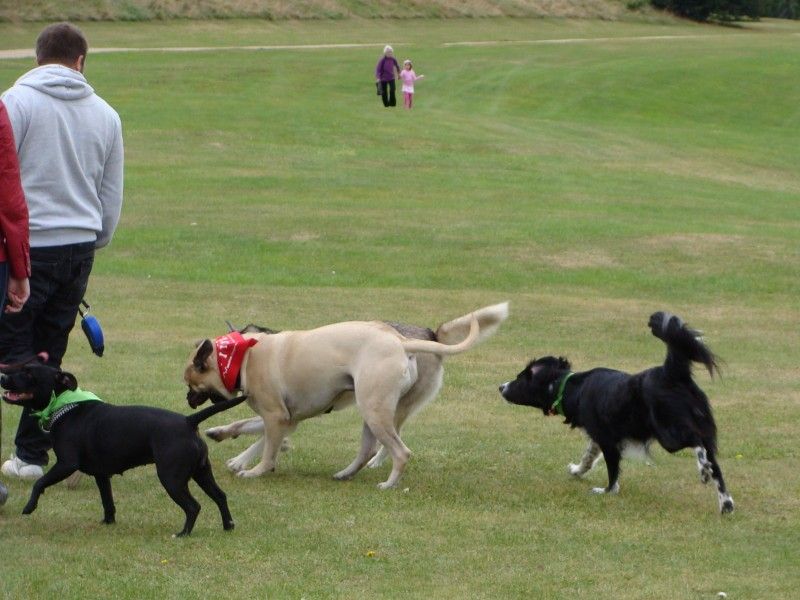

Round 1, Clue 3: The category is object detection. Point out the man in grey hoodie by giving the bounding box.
[0,23,123,480]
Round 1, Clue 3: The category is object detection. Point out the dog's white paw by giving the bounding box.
[367,449,388,469]
[591,483,619,495]
[236,466,270,478]
[205,426,227,442]
[332,469,354,481]
[226,457,248,472]
[568,463,584,478]
[719,494,734,514]
[377,480,397,491]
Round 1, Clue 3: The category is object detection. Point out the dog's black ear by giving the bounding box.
[240,323,276,334]
[557,357,572,370]
[59,372,78,391]
[193,339,214,372]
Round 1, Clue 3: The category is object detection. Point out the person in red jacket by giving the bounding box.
[0,99,31,505]
[0,101,29,314]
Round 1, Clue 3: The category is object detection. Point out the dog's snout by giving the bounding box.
[499,382,508,395]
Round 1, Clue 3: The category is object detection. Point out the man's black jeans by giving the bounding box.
[0,242,95,466]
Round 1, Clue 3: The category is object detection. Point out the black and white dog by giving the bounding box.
[498,311,734,514]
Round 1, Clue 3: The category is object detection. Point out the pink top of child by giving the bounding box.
[400,69,422,93]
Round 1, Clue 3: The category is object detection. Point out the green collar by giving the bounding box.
[549,372,574,417]
[32,388,102,430]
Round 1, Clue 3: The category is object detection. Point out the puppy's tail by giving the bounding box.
[402,313,481,356]
[186,395,248,429]
[648,312,719,379]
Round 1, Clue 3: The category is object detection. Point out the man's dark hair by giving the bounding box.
[35,23,88,65]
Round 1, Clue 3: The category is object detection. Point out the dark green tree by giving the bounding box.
[651,0,760,21]
[758,0,800,18]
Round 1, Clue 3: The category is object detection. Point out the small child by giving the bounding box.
[399,59,424,109]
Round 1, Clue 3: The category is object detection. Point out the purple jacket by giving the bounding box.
[375,56,400,82]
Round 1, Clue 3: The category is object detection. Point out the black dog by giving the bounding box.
[499,312,734,514]
[1,361,247,536]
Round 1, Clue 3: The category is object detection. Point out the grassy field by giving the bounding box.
[1,17,799,600]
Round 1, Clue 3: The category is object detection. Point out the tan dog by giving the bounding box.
[184,303,508,489]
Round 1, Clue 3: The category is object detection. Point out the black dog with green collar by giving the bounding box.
[1,360,246,536]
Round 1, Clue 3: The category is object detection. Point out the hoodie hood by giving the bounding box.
[16,64,94,101]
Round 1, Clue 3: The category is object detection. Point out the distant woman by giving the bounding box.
[375,45,401,107]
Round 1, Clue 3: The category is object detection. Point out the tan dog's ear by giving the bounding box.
[193,339,214,372]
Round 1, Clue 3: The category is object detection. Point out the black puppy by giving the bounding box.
[1,361,247,536]
[499,312,734,514]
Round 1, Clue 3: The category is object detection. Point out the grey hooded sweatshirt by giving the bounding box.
[1,64,123,248]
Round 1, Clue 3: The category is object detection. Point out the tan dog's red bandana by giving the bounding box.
[214,332,258,392]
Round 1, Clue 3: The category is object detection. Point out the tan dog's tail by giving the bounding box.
[435,301,509,347]
[401,313,480,356]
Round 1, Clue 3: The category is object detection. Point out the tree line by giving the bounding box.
[651,0,799,21]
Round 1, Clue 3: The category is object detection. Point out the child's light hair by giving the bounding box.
[403,59,412,66]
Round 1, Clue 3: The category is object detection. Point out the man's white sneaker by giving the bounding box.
[1,455,44,480]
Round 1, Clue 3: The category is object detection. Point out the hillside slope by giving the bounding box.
[1,0,645,22]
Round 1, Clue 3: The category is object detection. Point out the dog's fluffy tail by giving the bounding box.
[402,314,480,356]
[435,301,509,346]
[400,302,509,356]
[186,395,248,429]
[648,312,719,379]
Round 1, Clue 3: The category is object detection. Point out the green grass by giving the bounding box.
[1,17,799,600]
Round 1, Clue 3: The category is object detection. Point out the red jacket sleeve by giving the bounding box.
[0,100,30,279]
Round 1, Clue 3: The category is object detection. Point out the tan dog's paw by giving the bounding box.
[366,448,388,469]
[236,469,262,478]
[236,463,275,478]
[226,457,248,472]
[332,469,355,481]
[205,427,227,442]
